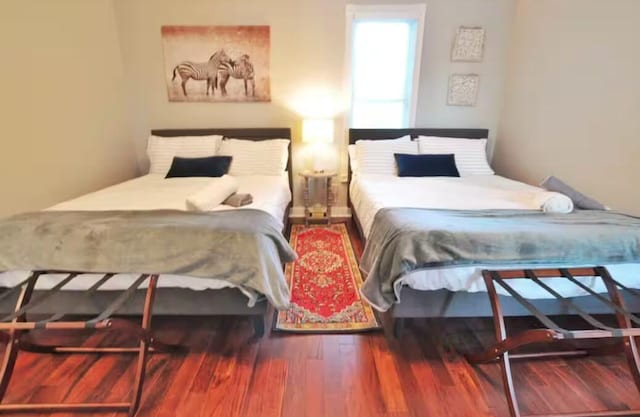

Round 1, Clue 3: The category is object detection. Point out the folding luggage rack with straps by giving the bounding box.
[467,266,640,417]
[0,271,182,416]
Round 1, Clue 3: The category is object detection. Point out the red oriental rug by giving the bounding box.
[274,224,381,333]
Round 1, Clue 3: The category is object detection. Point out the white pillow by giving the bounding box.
[355,135,417,175]
[219,138,290,176]
[417,136,494,176]
[146,135,223,175]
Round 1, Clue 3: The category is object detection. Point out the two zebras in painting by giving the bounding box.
[171,49,256,98]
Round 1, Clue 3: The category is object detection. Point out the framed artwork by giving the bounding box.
[161,25,271,102]
[447,74,479,106]
[451,26,485,62]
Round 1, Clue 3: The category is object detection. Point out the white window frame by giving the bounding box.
[344,4,426,128]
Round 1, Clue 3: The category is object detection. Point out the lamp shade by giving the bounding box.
[302,119,334,144]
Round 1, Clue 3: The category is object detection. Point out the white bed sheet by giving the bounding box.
[49,174,291,229]
[351,174,555,238]
[1,174,291,296]
[350,174,640,298]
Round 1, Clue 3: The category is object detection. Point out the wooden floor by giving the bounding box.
[1,225,639,416]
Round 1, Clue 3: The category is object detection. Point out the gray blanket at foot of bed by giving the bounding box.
[360,208,640,311]
[0,209,296,309]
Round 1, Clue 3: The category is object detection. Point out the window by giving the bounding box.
[346,4,425,128]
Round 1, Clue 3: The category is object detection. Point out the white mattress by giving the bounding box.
[1,174,291,296]
[350,174,640,298]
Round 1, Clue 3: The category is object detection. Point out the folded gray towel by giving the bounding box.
[223,193,253,207]
[540,176,606,210]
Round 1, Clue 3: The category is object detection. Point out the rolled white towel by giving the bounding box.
[532,191,574,214]
[185,175,239,212]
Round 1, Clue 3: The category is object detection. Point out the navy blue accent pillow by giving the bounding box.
[165,155,232,178]
[394,153,460,177]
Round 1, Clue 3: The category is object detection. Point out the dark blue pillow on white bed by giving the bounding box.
[165,155,232,178]
[394,153,460,177]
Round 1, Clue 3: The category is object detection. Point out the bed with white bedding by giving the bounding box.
[348,128,640,325]
[0,128,294,334]
[0,174,291,295]
[350,174,640,299]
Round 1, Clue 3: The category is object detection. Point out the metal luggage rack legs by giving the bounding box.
[0,271,183,415]
[467,266,640,417]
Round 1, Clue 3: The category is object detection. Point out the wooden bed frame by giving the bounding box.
[0,127,293,415]
[347,128,640,330]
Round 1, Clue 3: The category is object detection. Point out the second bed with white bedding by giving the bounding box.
[350,173,640,301]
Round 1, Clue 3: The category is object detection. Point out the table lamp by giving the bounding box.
[302,118,334,173]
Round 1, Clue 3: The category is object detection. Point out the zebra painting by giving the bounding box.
[162,25,270,102]
[171,49,230,96]
[218,54,255,97]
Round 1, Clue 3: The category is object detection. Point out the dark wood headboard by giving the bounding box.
[150,128,293,191]
[348,128,489,144]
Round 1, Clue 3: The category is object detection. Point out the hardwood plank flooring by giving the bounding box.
[0,225,638,416]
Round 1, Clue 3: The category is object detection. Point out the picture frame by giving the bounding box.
[451,26,485,62]
[447,74,480,106]
[162,25,271,102]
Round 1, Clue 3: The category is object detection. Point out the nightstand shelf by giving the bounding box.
[299,171,336,226]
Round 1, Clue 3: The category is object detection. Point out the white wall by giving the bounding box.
[0,0,137,217]
[8,0,638,219]
[416,0,513,157]
[495,0,640,215]
[113,0,515,211]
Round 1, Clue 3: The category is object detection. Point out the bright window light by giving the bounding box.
[346,5,425,128]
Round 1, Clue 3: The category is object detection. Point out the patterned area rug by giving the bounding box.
[275,223,381,333]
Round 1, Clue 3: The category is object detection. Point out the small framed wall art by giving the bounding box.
[447,74,479,106]
[451,26,485,62]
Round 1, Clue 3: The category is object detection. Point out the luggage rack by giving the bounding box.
[0,271,182,415]
[467,266,640,417]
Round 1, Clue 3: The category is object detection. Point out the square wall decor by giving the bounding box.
[451,26,485,62]
[447,74,479,106]
[162,25,270,102]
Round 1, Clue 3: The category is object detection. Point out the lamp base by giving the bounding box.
[311,149,333,173]
[311,164,327,174]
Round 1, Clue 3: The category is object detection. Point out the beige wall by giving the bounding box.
[113,0,515,211]
[0,0,137,218]
[6,0,637,217]
[495,0,640,215]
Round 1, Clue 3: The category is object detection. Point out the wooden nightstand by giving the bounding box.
[299,171,336,226]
